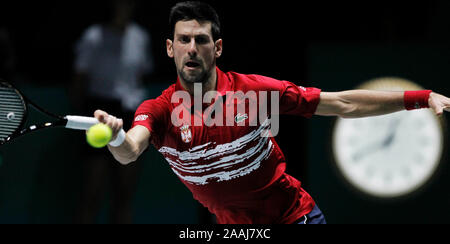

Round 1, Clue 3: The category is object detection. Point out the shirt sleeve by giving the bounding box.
[132,95,170,147]
[278,81,321,118]
[252,75,321,118]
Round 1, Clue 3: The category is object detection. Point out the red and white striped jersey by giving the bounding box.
[132,67,321,224]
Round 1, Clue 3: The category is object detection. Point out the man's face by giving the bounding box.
[167,20,222,84]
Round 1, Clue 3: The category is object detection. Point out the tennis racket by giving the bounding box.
[0,79,125,146]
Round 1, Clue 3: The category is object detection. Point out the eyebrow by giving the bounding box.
[176,33,211,39]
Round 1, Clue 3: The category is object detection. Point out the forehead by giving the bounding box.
[174,20,213,37]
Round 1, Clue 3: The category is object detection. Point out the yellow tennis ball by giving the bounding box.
[86,123,112,148]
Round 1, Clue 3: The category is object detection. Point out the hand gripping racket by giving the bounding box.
[0,80,126,146]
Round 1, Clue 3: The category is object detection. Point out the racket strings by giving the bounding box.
[0,86,25,140]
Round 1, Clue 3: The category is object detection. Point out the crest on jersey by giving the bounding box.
[180,125,192,143]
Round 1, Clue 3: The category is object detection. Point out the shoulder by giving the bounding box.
[80,24,103,43]
[129,23,147,33]
[128,23,150,40]
[136,84,176,113]
[225,70,286,91]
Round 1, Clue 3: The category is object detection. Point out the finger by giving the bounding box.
[445,99,450,112]
[106,115,117,128]
[435,106,444,116]
[94,109,109,123]
[110,118,123,139]
[117,119,124,132]
[111,116,120,132]
[108,115,123,133]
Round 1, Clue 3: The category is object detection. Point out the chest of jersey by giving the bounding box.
[158,95,277,188]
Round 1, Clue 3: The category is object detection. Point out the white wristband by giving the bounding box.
[109,129,126,147]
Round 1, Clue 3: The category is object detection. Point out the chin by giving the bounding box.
[181,71,208,84]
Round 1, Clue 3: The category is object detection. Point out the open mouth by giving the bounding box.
[185,61,200,68]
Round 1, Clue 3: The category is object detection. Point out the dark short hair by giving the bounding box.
[169,1,221,41]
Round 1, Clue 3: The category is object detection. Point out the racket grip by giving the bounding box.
[65,115,126,147]
[109,129,126,147]
[65,116,99,130]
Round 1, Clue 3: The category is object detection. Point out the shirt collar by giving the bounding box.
[175,67,231,94]
[173,67,232,108]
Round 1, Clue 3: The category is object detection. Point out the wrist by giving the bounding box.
[404,90,432,110]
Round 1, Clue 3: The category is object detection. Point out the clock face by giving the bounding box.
[332,109,444,198]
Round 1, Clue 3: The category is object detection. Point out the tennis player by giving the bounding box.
[94,1,450,224]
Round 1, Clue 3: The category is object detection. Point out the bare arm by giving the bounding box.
[94,110,150,165]
[315,90,450,118]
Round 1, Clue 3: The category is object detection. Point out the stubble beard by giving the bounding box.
[179,67,210,84]
[177,57,215,84]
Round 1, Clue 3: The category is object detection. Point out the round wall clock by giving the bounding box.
[332,77,446,199]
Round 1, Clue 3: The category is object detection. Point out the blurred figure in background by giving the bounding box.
[71,0,154,223]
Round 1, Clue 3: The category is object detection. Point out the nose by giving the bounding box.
[188,39,197,57]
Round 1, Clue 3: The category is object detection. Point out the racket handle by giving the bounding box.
[65,116,99,130]
[65,115,126,147]
[109,129,126,147]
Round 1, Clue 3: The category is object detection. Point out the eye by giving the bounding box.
[179,36,191,44]
[195,36,210,45]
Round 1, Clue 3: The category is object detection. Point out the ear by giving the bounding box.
[214,39,223,58]
[166,39,174,58]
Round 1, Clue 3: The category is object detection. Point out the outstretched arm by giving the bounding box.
[315,90,450,118]
[94,110,150,165]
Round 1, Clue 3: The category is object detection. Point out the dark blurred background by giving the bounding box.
[0,0,449,223]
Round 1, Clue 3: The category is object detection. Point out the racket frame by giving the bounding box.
[1,80,68,145]
[0,79,125,147]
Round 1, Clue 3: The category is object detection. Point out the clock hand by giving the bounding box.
[353,115,406,162]
[381,116,402,148]
[352,138,386,162]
